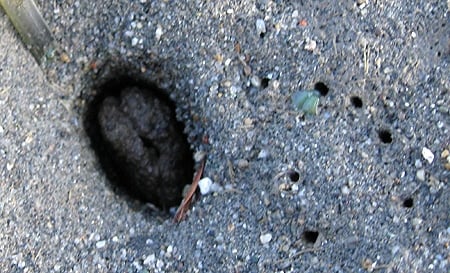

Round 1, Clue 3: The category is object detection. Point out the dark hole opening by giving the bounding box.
[261,77,270,89]
[259,32,266,39]
[288,170,300,182]
[378,129,392,144]
[403,197,414,208]
[350,96,363,108]
[314,82,329,96]
[83,74,194,211]
[303,230,319,244]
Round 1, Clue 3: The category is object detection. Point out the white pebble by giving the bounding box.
[414,159,422,168]
[250,75,261,87]
[416,169,425,181]
[96,240,106,248]
[258,149,269,159]
[256,19,266,35]
[260,233,272,244]
[143,254,155,265]
[422,147,434,164]
[155,25,163,41]
[194,151,207,162]
[304,38,317,51]
[156,259,164,269]
[131,37,138,46]
[341,185,350,195]
[198,177,213,195]
[166,245,173,254]
[6,162,14,171]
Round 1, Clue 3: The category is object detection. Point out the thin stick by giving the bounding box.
[173,158,205,222]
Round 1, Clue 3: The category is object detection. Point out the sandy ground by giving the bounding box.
[1,1,449,272]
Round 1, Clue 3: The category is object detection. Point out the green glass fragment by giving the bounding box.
[292,90,320,115]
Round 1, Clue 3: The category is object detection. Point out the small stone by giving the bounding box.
[341,185,350,195]
[304,38,317,51]
[198,177,213,195]
[416,169,425,181]
[414,159,423,168]
[250,75,261,88]
[222,80,232,87]
[182,184,192,197]
[6,161,14,171]
[258,149,269,159]
[445,163,450,171]
[271,79,280,90]
[155,25,163,40]
[412,217,423,227]
[60,52,70,63]
[422,147,434,164]
[383,66,393,74]
[278,183,290,191]
[441,149,449,159]
[156,259,164,269]
[243,65,252,76]
[237,159,249,169]
[96,240,106,249]
[260,233,272,244]
[256,19,266,36]
[143,254,155,265]
[194,151,207,162]
[17,260,26,269]
[166,245,173,254]
[243,118,253,126]
[362,258,374,271]
[131,37,138,46]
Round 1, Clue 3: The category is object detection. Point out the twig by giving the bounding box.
[173,158,206,222]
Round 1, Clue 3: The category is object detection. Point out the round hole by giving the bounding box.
[261,77,270,89]
[378,129,392,144]
[403,197,414,208]
[350,96,363,108]
[314,82,329,96]
[288,170,300,182]
[303,230,319,244]
[84,74,194,210]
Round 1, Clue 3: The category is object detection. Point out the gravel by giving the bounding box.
[1,0,449,272]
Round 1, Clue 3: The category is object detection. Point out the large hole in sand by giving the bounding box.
[83,74,194,211]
